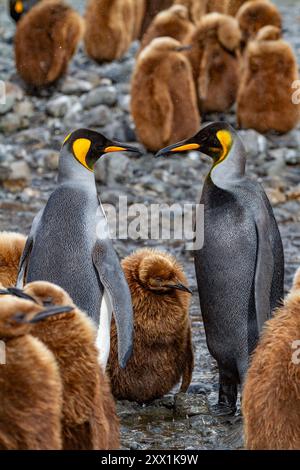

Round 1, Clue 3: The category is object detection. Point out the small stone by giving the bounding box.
[15,100,34,118]
[2,160,31,190]
[285,149,300,165]
[63,101,83,128]
[34,149,60,171]
[238,129,268,158]
[46,95,73,118]
[0,82,23,115]
[118,94,131,112]
[60,77,93,95]
[9,161,31,181]
[0,113,21,133]
[106,153,131,184]
[100,59,135,83]
[265,187,286,205]
[84,105,112,127]
[82,86,117,109]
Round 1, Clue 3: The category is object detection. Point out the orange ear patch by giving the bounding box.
[15,1,23,14]
[72,138,92,171]
[216,130,232,164]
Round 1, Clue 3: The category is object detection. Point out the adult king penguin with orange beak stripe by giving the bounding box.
[156,122,284,415]
[17,129,140,369]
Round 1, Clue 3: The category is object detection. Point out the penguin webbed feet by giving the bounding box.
[210,383,238,417]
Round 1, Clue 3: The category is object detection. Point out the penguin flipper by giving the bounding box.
[254,212,274,332]
[16,209,43,288]
[92,238,133,369]
[16,236,33,288]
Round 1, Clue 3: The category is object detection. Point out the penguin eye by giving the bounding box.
[72,138,92,171]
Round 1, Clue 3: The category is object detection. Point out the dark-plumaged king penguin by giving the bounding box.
[17,129,140,369]
[156,122,284,415]
[9,0,39,22]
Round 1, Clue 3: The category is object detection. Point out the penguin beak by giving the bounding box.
[166,283,192,294]
[26,305,74,323]
[155,128,223,158]
[0,287,38,304]
[103,141,141,155]
[175,45,193,52]
[155,139,201,158]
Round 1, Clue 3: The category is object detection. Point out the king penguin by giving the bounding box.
[156,121,284,415]
[17,129,140,369]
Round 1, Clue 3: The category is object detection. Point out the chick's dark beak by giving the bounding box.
[104,141,141,155]
[0,287,38,304]
[175,45,193,52]
[15,305,74,324]
[166,283,192,294]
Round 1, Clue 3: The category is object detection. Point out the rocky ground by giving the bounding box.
[0,0,300,450]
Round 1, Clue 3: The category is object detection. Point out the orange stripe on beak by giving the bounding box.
[104,146,127,153]
[170,143,200,152]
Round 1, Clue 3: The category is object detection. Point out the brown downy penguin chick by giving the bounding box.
[243,268,300,450]
[0,232,26,288]
[236,0,281,45]
[23,281,120,450]
[108,249,194,403]
[186,13,241,113]
[140,4,195,52]
[131,36,200,152]
[140,0,173,37]
[84,0,135,63]
[237,30,300,134]
[14,0,84,87]
[0,295,65,450]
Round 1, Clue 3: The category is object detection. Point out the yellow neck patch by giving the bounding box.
[15,1,23,13]
[72,138,92,171]
[215,130,233,165]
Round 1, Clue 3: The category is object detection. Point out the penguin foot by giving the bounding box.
[210,403,237,417]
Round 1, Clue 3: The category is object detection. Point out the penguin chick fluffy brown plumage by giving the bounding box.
[236,0,281,45]
[131,36,200,152]
[0,295,63,450]
[0,232,26,288]
[15,0,84,87]
[243,268,300,450]
[226,0,259,17]
[108,249,194,403]
[237,32,300,134]
[174,0,227,22]
[84,0,135,63]
[186,13,241,113]
[140,5,195,52]
[140,0,173,37]
[23,281,119,450]
[174,0,206,23]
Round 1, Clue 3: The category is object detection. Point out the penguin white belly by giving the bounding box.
[96,289,113,368]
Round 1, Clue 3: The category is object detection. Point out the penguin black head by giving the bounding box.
[62,128,141,172]
[155,122,234,165]
[9,0,39,22]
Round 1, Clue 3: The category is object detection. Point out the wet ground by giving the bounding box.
[0,0,300,450]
